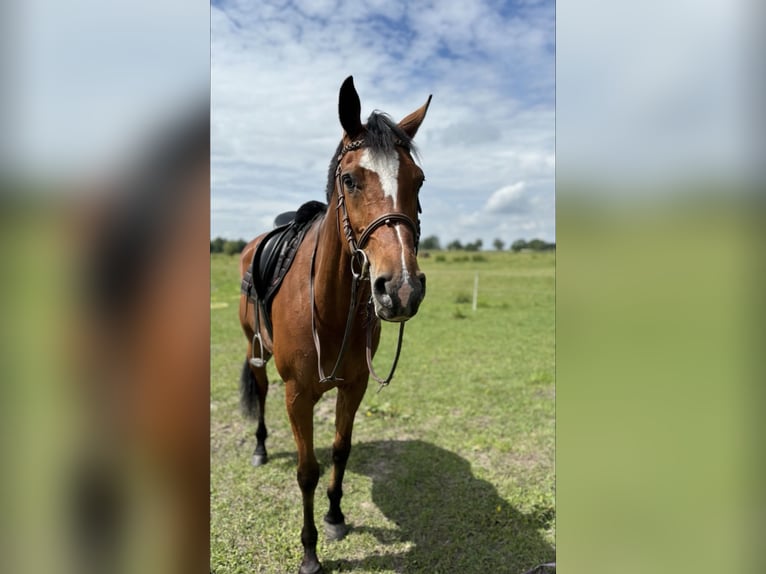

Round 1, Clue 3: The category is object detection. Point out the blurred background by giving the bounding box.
[1,1,210,573]
[1,1,763,574]
[556,1,764,573]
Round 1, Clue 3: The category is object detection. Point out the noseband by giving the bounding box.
[310,138,421,388]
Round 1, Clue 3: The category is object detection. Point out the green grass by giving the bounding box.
[211,250,555,573]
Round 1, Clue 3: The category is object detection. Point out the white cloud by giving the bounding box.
[485,182,529,213]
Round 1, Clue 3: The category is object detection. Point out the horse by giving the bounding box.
[238,76,431,574]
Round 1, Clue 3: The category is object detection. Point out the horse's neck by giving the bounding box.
[315,208,351,294]
[313,209,362,326]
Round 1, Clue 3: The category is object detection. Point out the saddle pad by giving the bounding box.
[241,201,326,333]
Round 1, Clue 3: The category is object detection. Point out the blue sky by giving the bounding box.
[211,0,556,245]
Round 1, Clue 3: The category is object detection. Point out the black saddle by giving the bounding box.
[273,211,297,227]
[241,201,326,336]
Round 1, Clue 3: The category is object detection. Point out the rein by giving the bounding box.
[309,138,419,388]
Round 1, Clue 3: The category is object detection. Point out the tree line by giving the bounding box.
[211,235,555,255]
[419,236,555,252]
[210,237,248,255]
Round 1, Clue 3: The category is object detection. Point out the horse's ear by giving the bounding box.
[398,95,432,139]
[338,76,363,140]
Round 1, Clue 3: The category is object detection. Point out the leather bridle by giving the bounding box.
[310,138,421,388]
[334,138,421,259]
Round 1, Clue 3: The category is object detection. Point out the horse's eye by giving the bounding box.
[342,174,354,189]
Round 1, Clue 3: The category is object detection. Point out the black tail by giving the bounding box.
[239,359,260,420]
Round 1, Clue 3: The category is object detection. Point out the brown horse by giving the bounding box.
[238,76,431,574]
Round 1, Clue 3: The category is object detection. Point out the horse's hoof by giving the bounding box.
[251,453,268,467]
[324,519,349,541]
[298,560,323,574]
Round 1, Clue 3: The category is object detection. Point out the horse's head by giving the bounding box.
[330,76,431,322]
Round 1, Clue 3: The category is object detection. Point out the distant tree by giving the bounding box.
[527,238,548,251]
[420,235,442,251]
[511,239,527,252]
[446,239,463,251]
[222,239,246,255]
[493,238,505,251]
[464,238,483,252]
[211,237,225,253]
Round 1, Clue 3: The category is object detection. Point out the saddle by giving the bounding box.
[241,200,326,338]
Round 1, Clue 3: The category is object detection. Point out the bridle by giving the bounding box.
[334,138,420,256]
[310,138,421,388]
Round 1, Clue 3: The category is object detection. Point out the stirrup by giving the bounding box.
[249,301,266,368]
[249,332,266,368]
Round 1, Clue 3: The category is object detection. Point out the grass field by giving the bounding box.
[210,250,555,574]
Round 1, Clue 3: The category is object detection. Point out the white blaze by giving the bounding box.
[396,226,411,282]
[359,149,400,209]
[359,148,410,278]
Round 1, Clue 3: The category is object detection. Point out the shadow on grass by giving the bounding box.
[323,439,554,574]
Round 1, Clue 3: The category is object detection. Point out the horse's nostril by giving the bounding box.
[418,272,426,292]
[373,275,389,296]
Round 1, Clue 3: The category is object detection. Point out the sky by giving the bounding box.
[6,0,209,180]
[556,0,753,190]
[5,0,752,234]
[211,0,556,246]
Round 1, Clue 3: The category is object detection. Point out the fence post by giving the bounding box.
[472,272,479,313]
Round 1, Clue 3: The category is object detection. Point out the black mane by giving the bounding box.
[325,111,417,203]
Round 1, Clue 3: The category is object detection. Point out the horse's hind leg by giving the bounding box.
[324,380,368,541]
[239,354,269,466]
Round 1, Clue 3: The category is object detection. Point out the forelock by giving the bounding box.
[325,111,419,203]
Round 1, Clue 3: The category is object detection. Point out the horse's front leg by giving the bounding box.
[286,385,322,574]
[324,379,368,541]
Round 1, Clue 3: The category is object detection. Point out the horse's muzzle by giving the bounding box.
[372,271,426,321]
